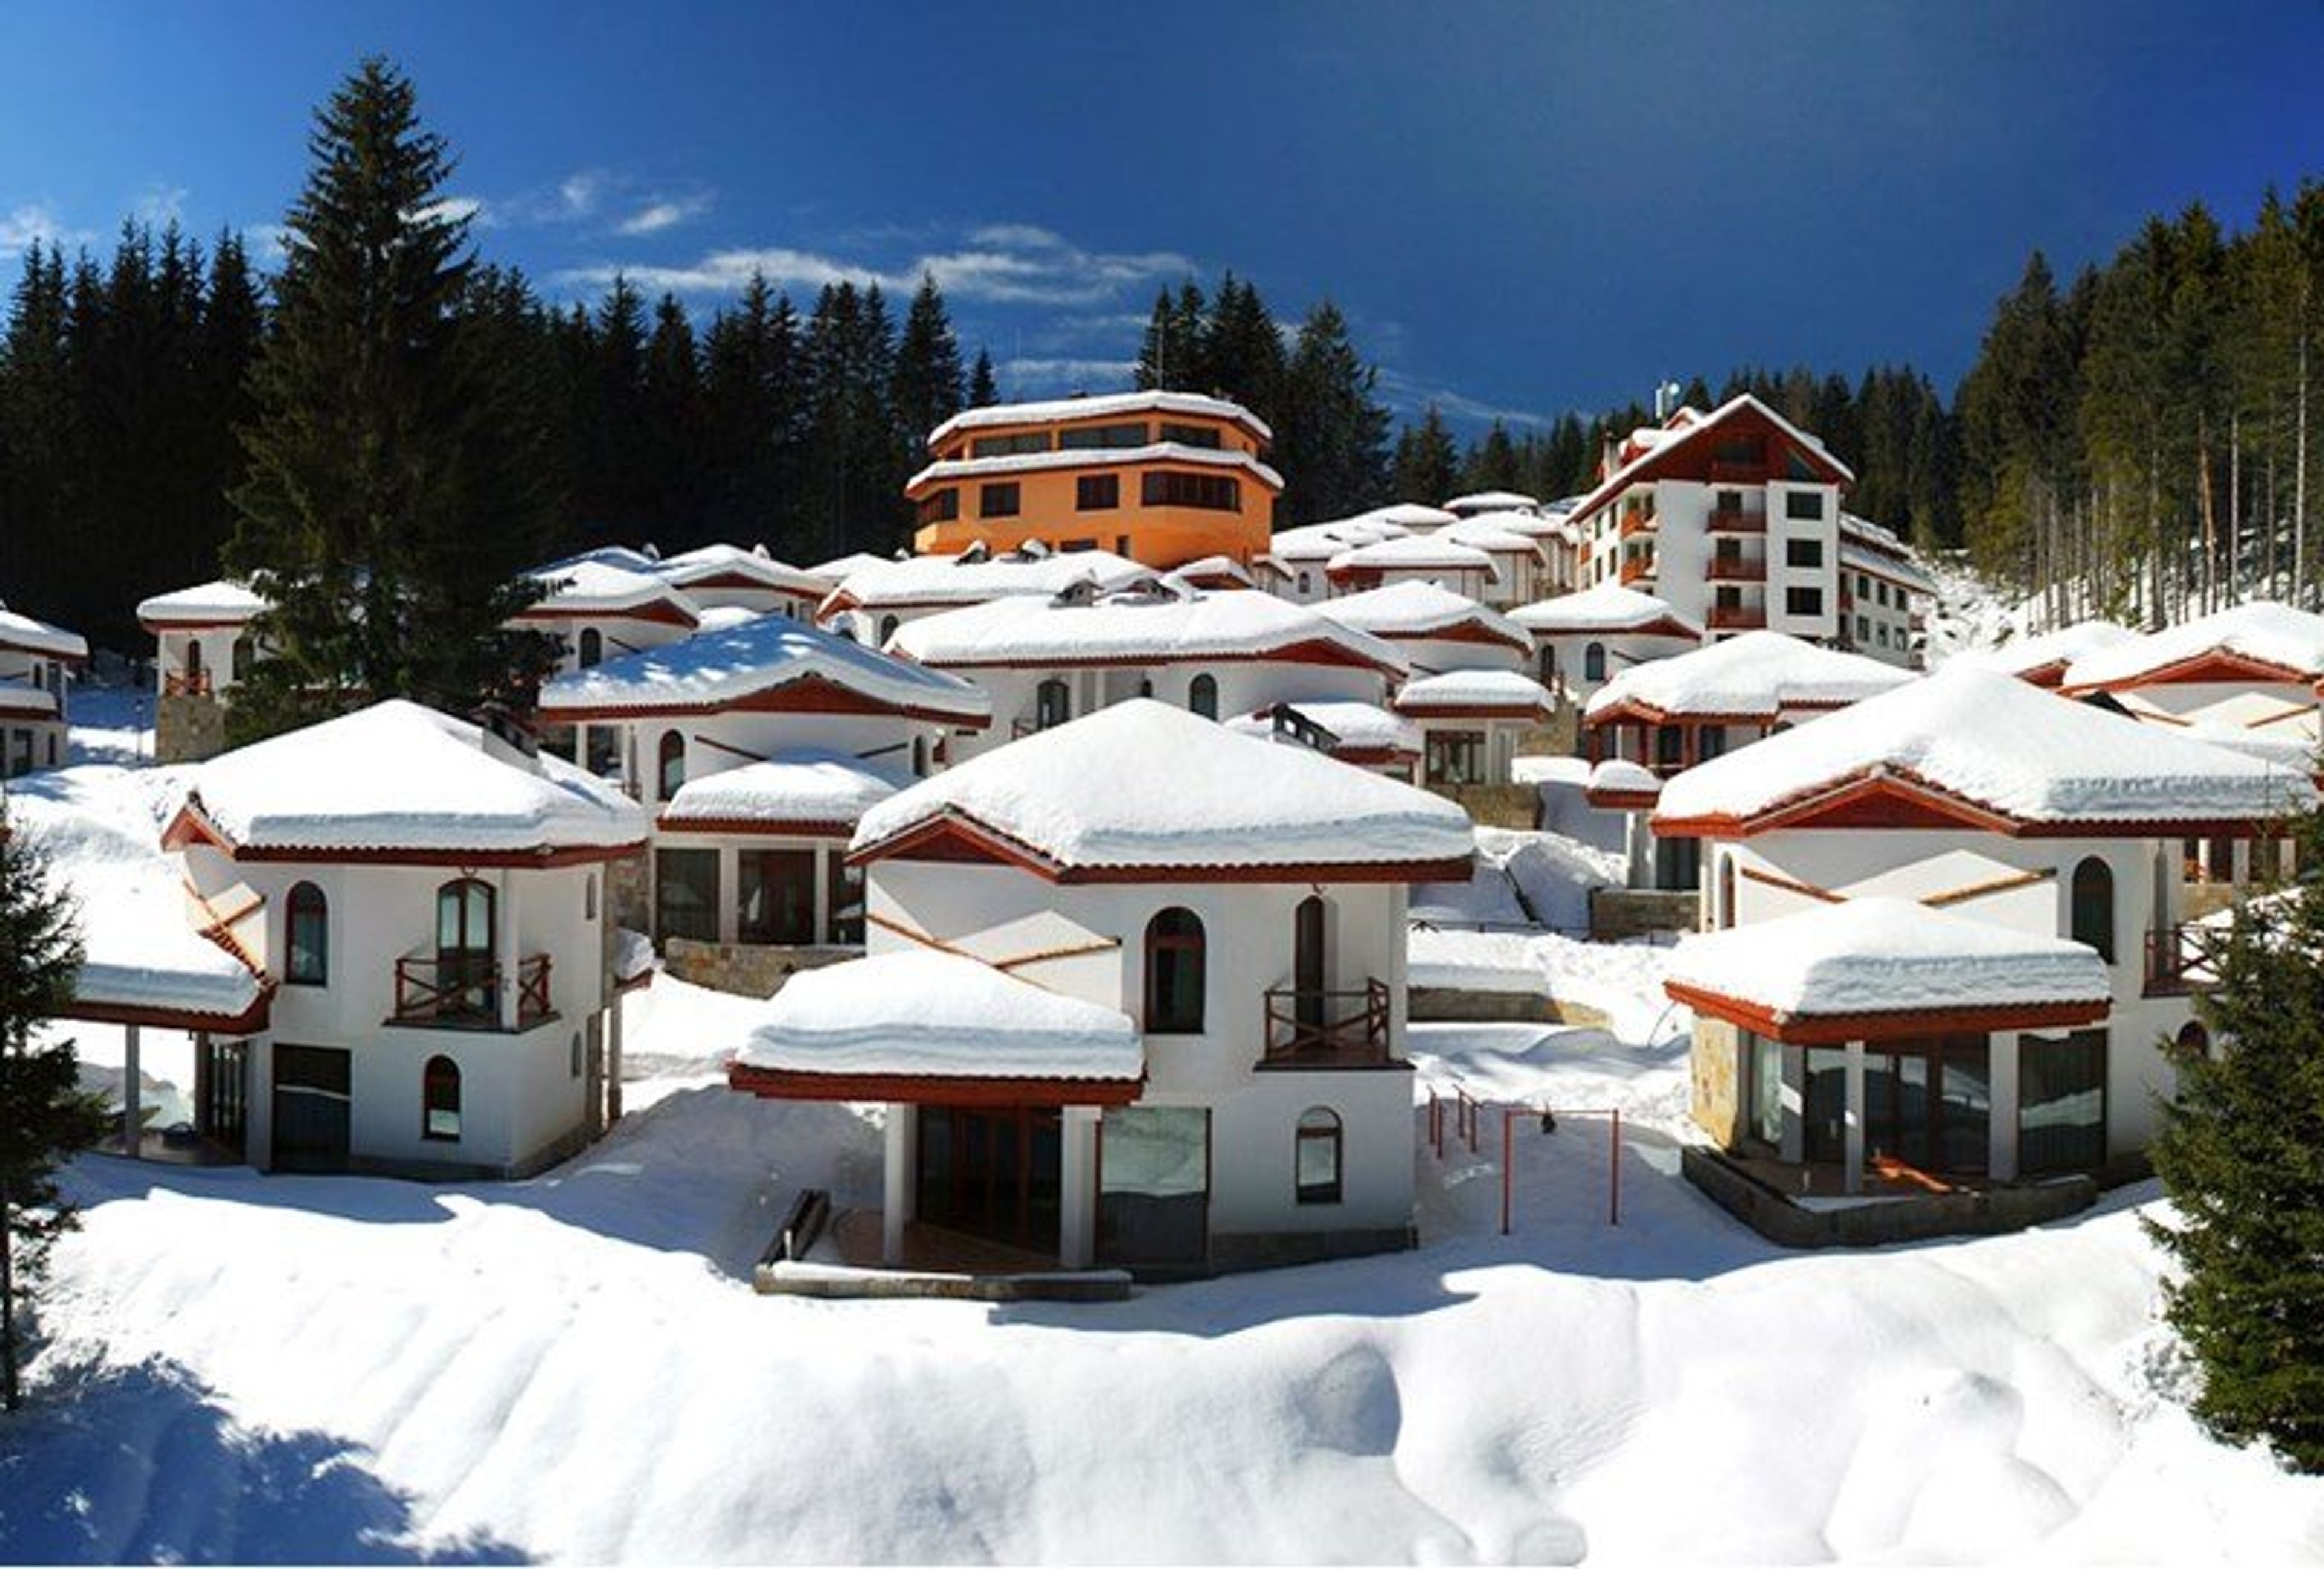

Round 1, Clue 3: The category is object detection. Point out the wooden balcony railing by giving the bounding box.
[1618,511,1656,539]
[1705,556,1766,582]
[1261,979,1393,1068]
[392,952,554,1030]
[163,669,214,698]
[1618,556,1655,586]
[2145,924,2213,997]
[1707,507,1766,534]
[1707,604,1767,631]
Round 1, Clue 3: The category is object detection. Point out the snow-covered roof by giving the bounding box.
[736,949,1143,1084]
[1445,490,1540,514]
[824,549,1151,613]
[927,389,1270,447]
[1948,620,2136,681]
[540,610,991,723]
[1361,502,1459,530]
[526,561,703,624]
[13,767,272,1027]
[1587,631,1909,721]
[809,551,898,582]
[1257,516,1411,568]
[0,605,86,660]
[1568,394,1854,528]
[908,442,1284,493]
[1439,518,1548,556]
[695,605,761,635]
[1311,581,1529,650]
[539,545,664,576]
[1655,663,2317,833]
[2061,600,2324,690]
[1163,554,1256,590]
[1327,534,1503,584]
[136,579,269,628]
[0,679,57,718]
[1836,516,1937,594]
[1509,584,1703,637]
[888,586,1407,676]
[1224,700,1421,758]
[1449,507,1565,541]
[659,751,913,831]
[1393,669,1554,717]
[1666,898,2112,1030]
[174,700,650,858]
[1586,758,1662,806]
[854,698,1473,878]
[652,544,829,597]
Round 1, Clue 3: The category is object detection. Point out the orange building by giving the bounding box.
[906,391,1282,569]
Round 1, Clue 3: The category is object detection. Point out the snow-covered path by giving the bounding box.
[7,988,2320,1564]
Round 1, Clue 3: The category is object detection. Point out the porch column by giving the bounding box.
[1988,1032,2020,1183]
[1842,1040,1866,1196]
[121,1022,143,1159]
[882,1103,917,1266]
[192,1030,214,1139]
[1779,1043,1805,1164]
[1059,1105,1101,1269]
[495,870,521,1030]
[606,987,626,1125]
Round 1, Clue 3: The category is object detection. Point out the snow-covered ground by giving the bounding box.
[65,683,156,768]
[9,970,2321,1564]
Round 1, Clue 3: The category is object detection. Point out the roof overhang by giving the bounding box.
[728,1059,1143,1108]
[542,671,990,730]
[1652,765,2300,841]
[2063,648,2322,695]
[57,987,275,1036]
[162,795,648,869]
[852,807,1472,885]
[1664,979,2108,1047]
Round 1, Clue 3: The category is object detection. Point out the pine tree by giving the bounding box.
[1273,300,1391,524]
[0,803,108,1413]
[701,273,808,554]
[1391,405,1461,506]
[640,291,702,548]
[2147,806,2324,1472]
[966,347,999,409]
[1462,421,1522,493]
[1135,283,1205,392]
[890,274,964,447]
[1199,275,1282,424]
[225,56,554,742]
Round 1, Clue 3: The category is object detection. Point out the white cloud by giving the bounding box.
[615,191,714,237]
[241,223,292,266]
[997,357,1138,393]
[133,183,189,226]
[559,171,605,218]
[1376,367,1549,430]
[412,196,485,227]
[0,201,94,261]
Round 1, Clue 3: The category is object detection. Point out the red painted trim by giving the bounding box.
[727,1059,1143,1107]
[654,815,858,838]
[515,599,700,631]
[543,671,989,729]
[672,569,820,598]
[2063,649,2321,694]
[165,798,646,868]
[922,637,1400,680]
[1396,701,1554,720]
[1586,788,1661,810]
[139,616,261,634]
[1526,614,1701,642]
[58,988,275,1035]
[1566,400,1853,529]
[851,807,1471,885]
[1652,766,2297,841]
[1663,979,2108,1045]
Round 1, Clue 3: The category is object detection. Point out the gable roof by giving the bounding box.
[1586,630,1908,723]
[1566,394,1854,530]
[852,697,1472,881]
[1509,583,1704,639]
[2060,600,2324,691]
[165,700,650,863]
[539,611,991,725]
[1653,663,2316,837]
[522,560,703,628]
[1305,581,1529,653]
[888,586,1407,677]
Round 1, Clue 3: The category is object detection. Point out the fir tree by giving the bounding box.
[1135,282,1204,392]
[640,291,703,547]
[1462,421,1522,493]
[966,347,999,409]
[0,803,108,1413]
[226,56,554,742]
[701,273,808,554]
[1391,406,1460,503]
[1199,275,1282,424]
[890,274,965,448]
[2148,806,2324,1472]
[1273,300,1390,524]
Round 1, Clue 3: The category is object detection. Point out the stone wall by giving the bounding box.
[1409,987,1609,1028]
[1681,1146,2099,1249]
[607,847,652,936]
[156,694,228,764]
[1437,783,1541,831]
[663,936,858,999]
[1589,887,1698,941]
[1690,1018,1741,1145]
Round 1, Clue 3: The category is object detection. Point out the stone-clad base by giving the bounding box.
[1589,887,1698,941]
[156,694,228,763]
[1437,783,1541,831]
[1681,1146,2099,1249]
[662,936,859,998]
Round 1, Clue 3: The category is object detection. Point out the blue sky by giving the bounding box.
[3,1,2321,431]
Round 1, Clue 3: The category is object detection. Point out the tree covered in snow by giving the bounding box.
[0,805,105,1414]
[2148,808,2324,1473]
[225,56,559,744]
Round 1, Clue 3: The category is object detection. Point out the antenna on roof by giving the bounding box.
[1653,380,1683,421]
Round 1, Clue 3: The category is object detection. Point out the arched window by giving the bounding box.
[878,614,901,646]
[436,878,497,1021]
[578,627,603,668]
[1296,1107,1343,1204]
[657,730,685,802]
[422,1055,462,1140]
[1189,673,1219,720]
[230,635,254,683]
[2071,857,2115,964]
[286,881,329,986]
[1583,642,1607,683]
[1293,895,1328,1037]
[1145,908,1206,1034]
[2174,1019,2211,1060]
[1036,678,1072,731]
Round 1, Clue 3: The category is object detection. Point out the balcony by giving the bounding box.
[1705,556,1766,583]
[163,669,215,698]
[1260,979,1393,1069]
[1707,507,1766,535]
[1707,604,1767,632]
[1619,556,1656,587]
[2144,924,2214,997]
[392,952,554,1030]
[1618,511,1656,539]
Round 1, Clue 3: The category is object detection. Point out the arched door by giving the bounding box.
[1294,895,1328,1037]
[436,878,497,1021]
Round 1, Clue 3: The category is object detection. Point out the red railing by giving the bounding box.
[1261,979,1392,1068]
[1707,604,1767,631]
[1707,507,1765,534]
[1618,511,1656,539]
[392,952,553,1028]
[1618,556,1655,586]
[1705,557,1766,582]
[164,669,214,697]
[2145,925,2211,997]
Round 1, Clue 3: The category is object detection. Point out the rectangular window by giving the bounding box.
[1876,581,1891,607]
[1655,725,1686,771]
[1784,489,1825,521]
[2020,1030,2108,1173]
[654,849,720,945]
[979,482,1021,518]
[1857,572,1871,596]
[1716,489,1742,512]
[1076,473,1120,511]
[1141,471,1241,511]
[1157,421,1223,449]
[1713,436,1764,467]
[737,849,818,946]
[825,848,863,946]
[1785,537,1823,568]
[1785,586,1823,616]
[1058,421,1149,450]
[1856,614,1870,639]
[1750,1033,1785,1148]
[1877,623,1890,646]
[917,487,960,525]
[1423,731,1485,786]
[970,432,1050,458]
[1099,1106,1210,1267]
